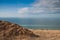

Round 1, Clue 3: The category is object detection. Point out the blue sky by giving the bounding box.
[0,0,60,18]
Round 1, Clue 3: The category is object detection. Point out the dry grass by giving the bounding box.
[0,29,60,40]
[14,29,60,40]
[31,29,60,40]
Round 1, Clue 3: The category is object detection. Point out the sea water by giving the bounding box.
[0,17,60,30]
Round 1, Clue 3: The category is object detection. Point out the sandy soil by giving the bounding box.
[0,29,60,40]
[30,29,60,40]
[15,29,60,40]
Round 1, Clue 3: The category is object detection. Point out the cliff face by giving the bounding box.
[0,20,38,40]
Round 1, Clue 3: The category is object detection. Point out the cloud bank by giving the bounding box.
[0,0,60,18]
[17,0,60,18]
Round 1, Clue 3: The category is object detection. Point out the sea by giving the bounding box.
[0,17,60,30]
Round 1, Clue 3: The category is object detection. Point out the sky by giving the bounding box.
[0,0,60,18]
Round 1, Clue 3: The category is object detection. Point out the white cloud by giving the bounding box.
[18,0,60,14]
[0,0,60,18]
[17,0,60,18]
[33,0,59,8]
[18,8,29,14]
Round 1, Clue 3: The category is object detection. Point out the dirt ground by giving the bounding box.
[0,29,60,40]
[30,29,60,40]
[14,29,60,40]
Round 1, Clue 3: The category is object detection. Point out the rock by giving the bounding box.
[0,20,39,40]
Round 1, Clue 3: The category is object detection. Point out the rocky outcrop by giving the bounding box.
[0,20,39,40]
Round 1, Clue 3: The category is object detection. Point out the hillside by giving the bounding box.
[0,20,60,40]
[0,20,38,40]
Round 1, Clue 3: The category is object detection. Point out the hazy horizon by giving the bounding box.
[0,18,60,29]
